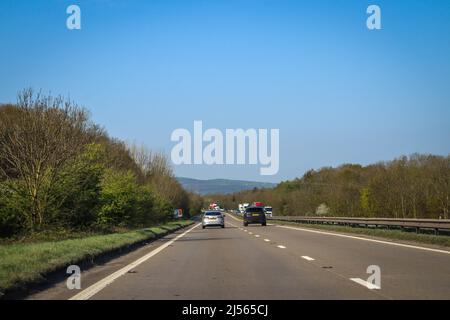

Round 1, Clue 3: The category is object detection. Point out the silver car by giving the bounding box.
[202,211,225,229]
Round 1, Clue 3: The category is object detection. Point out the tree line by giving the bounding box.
[0,89,203,238]
[210,154,450,219]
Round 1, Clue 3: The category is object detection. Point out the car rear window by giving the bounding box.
[246,207,264,213]
[205,211,222,216]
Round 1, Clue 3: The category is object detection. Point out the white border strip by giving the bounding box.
[301,256,315,261]
[69,223,200,300]
[226,213,243,222]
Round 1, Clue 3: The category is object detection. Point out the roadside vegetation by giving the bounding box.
[0,89,203,241]
[213,155,450,219]
[0,220,193,296]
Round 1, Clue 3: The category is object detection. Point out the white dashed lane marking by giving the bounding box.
[229,218,388,295]
[301,256,315,261]
[277,225,450,255]
[350,278,380,290]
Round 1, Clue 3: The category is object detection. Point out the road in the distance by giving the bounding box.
[36,213,447,300]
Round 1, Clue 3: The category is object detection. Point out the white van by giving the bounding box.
[264,206,273,218]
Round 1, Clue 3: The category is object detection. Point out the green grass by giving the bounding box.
[0,220,193,296]
[228,212,450,248]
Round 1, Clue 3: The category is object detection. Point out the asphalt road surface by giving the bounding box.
[29,214,450,300]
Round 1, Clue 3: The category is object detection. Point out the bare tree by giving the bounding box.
[127,143,190,208]
[0,89,96,229]
[128,143,173,180]
[430,155,450,219]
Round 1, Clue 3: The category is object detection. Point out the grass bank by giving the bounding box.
[0,220,193,297]
[227,212,450,248]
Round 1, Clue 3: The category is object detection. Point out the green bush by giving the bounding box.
[153,195,174,222]
[132,185,155,226]
[0,182,29,237]
[0,99,201,241]
[49,144,105,229]
[98,169,156,228]
[98,170,137,227]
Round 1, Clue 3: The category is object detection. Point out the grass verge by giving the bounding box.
[227,212,450,248]
[0,220,193,297]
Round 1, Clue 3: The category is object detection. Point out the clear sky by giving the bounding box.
[1,0,449,182]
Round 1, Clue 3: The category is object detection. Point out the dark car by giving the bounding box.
[243,206,266,226]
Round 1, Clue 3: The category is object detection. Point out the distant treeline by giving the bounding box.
[0,89,203,238]
[211,154,450,219]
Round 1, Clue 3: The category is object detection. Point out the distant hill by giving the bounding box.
[176,177,277,195]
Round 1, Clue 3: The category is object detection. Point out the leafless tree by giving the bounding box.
[0,89,96,229]
[128,143,173,180]
[128,143,190,208]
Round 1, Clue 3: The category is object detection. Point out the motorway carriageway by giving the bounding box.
[29,214,450,300]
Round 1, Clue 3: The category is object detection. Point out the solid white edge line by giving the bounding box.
[301,256,315,261]
[277,225,450,255]
[226,213,243,222]
[69,223,201,300]
[350,278,380,290]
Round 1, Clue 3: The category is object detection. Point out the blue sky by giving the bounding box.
[1,0,449,182]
